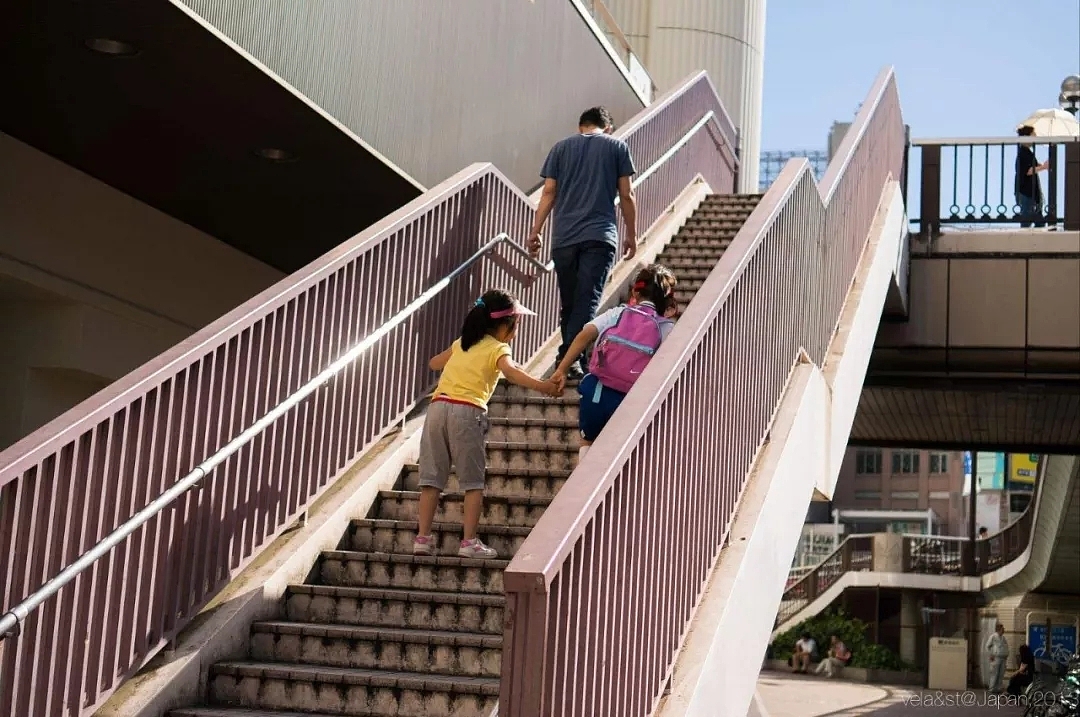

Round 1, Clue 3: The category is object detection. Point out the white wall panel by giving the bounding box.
[602,0,766,191]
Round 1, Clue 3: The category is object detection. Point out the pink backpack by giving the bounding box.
[588,304,672,394]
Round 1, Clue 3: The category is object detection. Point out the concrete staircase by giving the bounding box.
[168,194,760,717]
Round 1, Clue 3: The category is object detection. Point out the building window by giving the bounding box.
[891,450,921,474]
[930,452,949,474]
[855,449,883,475]
[929,491,951,500]
[854,490,881,501]
[1010,493,1032,514]
[891,491,920,501]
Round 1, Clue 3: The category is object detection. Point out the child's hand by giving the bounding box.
[543,378,563,397]
[549,370,567,394]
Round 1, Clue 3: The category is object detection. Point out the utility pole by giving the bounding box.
[966,453,978,576]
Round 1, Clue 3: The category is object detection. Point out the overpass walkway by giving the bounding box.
[0,69,906,717]
[772,454,1080,639]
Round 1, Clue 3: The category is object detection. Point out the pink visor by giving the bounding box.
[489,300,536,319]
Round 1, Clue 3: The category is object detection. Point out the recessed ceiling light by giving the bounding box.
[85,38,140,57]
[254,147,297,163]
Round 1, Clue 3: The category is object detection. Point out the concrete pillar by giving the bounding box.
[900,592,920,665]
[602,0,766,192]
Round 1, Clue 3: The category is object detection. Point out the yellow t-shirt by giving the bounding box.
[432,336,513,410]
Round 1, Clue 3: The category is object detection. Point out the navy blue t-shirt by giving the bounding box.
[540,132,636,250]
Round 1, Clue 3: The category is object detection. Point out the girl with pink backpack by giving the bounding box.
[551,264,678,460]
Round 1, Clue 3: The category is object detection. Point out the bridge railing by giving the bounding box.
[776,535,875,626]
[910,136,1080,237]
[499,67,905,716]
[776,458,1046,628]
[0,71,737,717]
[903,466,1042,577]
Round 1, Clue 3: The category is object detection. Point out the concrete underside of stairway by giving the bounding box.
[96,177,745,717]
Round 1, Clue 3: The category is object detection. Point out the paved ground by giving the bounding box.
[756,670,1029,717]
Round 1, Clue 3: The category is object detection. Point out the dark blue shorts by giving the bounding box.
[578,373,627,442]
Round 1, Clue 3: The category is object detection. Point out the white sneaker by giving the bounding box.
[413,534,435,556]
[458,538,498,559]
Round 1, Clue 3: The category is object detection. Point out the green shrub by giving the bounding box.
[771,609,914,671]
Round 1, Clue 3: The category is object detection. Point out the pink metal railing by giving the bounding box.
[499,67,905,716]
[0,72,736,717]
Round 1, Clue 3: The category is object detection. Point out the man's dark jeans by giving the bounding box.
[552,240,617,372]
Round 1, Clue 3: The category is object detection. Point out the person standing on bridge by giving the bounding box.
[528,106,638,379]
[1015,124,1049,228]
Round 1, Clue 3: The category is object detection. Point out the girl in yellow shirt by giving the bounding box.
[415,290,560,558]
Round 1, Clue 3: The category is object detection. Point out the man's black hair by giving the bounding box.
[1017,125,1035,137]
[579,106,614,130]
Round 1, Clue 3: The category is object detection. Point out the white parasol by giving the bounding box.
[1017,108,1080,138]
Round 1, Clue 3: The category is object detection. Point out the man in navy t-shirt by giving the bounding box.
[528,106,638,377]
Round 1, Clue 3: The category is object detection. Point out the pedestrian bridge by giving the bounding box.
[854,230,1080,452]
[773,454,1080,638]
[2,7,1080,713]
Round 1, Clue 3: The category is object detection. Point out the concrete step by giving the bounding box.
[172,708,345,717]
[658,266,711,283]
[374,490,551,528]
[318,550,508,594]
[671,228,742,244]
[698,195,762,210]
[249,621,502,678]
[487,394,579,420]
[485,441,578,472]
[347,518,531,557]
[486,415,579,444]
[209,661,498,716]
[493,383,580,403]
[657,247,731,265]
[285,585,505,635]
[678,221,746,236]
[397,464,570,499]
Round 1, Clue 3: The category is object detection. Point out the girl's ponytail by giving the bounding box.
[460,290,519,350]
[631,264,678,315]
[460,303,491,351]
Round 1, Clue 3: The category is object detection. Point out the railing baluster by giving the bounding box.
[998,144,1007,218]
[912,135,1076,232]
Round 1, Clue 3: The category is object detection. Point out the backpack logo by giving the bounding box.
[588,305,670,394]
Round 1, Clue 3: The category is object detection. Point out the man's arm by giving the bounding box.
[529,178,557,258]
[617,175,637,260]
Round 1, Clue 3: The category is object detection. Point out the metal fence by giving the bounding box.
[498,67,905,717]
[910,137,1080,236]
[776,535,875,627]
[0,71,737,717]
[777,458,1045,630]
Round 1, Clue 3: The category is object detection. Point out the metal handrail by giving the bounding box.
[628,110,722,191]
[0,104,721,639]
[0,231,542,639]
[912,135,1079,147]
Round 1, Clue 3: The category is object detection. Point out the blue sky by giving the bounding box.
[762,0,1080,150]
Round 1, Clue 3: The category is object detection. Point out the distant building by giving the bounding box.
[759,120,853,191]
[758,149,829,191]
[831,447,968,537]
[828,121,852,161]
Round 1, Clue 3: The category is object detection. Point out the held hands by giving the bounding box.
[539,377,563,397]
[549,369,568,395]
